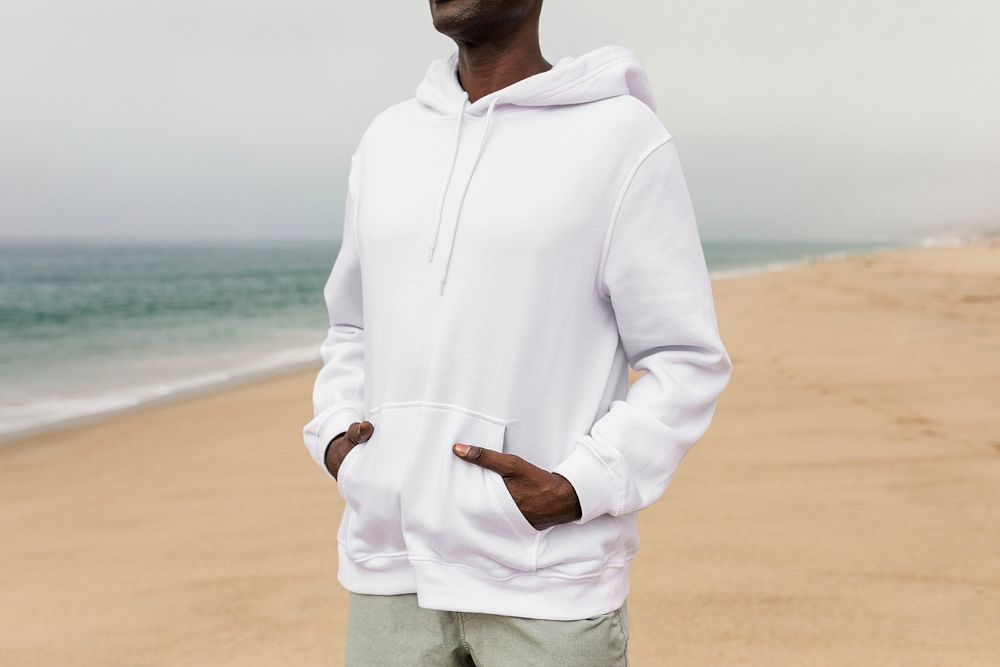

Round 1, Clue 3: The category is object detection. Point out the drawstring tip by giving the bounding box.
[438,279,445,295]
[427,246,435,262]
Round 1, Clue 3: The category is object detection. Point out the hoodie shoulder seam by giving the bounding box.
[596,136,674,301]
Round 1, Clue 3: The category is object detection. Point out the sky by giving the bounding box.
[1,0,998,243]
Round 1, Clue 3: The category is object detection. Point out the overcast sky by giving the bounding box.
[1,0,998,243]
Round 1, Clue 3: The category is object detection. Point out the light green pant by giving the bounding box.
[344,592,630,666]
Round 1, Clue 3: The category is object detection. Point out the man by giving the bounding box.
[303,1,733,664]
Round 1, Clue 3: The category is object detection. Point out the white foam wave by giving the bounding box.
[0,345,322,442]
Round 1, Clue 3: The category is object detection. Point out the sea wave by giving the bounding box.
[0,345,322,442]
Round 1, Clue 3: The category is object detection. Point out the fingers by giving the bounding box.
[452,443,520,475]
[347,420,374,445]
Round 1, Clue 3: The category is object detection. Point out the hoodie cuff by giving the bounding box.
[550,436,623,525]
[305,406,364,479]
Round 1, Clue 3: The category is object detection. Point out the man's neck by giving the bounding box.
[454,30,552,104]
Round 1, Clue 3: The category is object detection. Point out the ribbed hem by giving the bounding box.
[410,557,632,621]
[336,541,417,594]
[336,540,633,621]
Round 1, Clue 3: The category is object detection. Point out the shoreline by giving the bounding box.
[0,356,322,447]
[708,231,993,280]
[2,231,994,447]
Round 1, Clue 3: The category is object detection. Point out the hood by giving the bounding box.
[414,45,657,295]
[416,44,656,117]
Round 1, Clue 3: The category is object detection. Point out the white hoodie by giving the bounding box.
[303,45,733,621]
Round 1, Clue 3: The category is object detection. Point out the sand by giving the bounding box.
[1,238,998,666]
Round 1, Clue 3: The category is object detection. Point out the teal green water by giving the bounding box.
[0,238,901,438]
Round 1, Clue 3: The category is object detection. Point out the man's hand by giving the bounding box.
[452,443,583,530]
[325,420,375,480]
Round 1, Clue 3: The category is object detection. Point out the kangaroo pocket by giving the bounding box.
[399,403,543,576]
[336,404,417,562]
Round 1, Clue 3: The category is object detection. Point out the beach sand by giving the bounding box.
[1,238,998,666]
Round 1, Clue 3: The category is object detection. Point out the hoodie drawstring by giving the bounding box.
[427,95,468,263]
[428,95,501,295]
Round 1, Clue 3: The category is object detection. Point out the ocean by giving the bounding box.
[0,238,904,440]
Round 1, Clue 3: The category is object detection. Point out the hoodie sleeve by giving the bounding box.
[550,136,733,524]
[301,147,367,479]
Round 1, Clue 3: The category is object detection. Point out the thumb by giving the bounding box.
[351,420,374,444]
[452,443,504,473]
